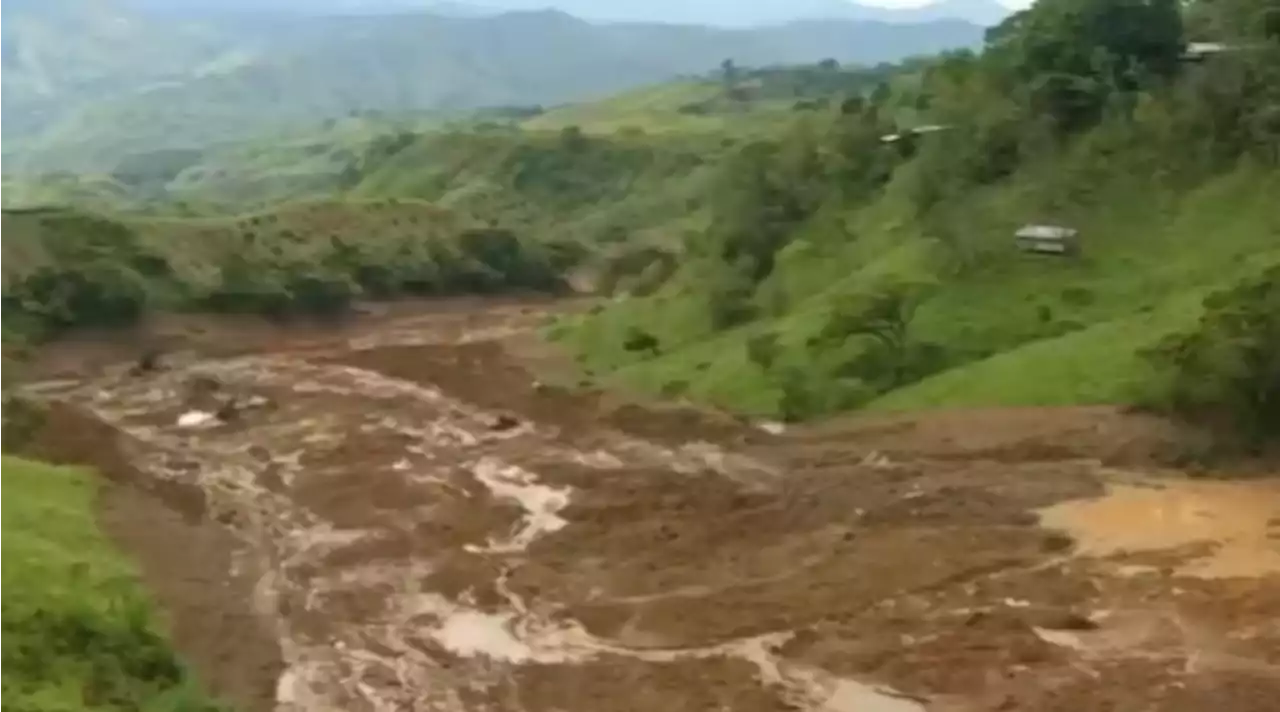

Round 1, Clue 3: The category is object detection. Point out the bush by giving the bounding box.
[2,457,228,712]
[1142,265,1280,444]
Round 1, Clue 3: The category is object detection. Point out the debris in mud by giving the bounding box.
[129,348,165,376]
[487,412,522,432]
[862,450,892,468]
[1039,532,1075,553]
[758,421,787,436]
[187,374,223,397]
[177,410,217,429]
[1036,611,1100,632]
[215,397,241,423]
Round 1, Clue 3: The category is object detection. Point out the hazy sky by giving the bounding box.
[865,0,1031,6]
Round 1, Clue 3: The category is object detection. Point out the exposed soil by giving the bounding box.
[19,298,1280,712]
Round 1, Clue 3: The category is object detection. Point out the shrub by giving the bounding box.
[1142,265,1280,444]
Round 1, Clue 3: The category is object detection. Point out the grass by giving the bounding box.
[2,197,563,338]
[1,456,225,712]
[561,160,1280,419]
[520,80,798,137]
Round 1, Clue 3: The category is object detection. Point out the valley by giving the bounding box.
[3,0,1279,710]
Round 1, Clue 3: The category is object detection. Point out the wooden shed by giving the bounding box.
[1015,224,1079,256]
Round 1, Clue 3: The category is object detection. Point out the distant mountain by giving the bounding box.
[461,0,1013,27]
[4,1,985,172]
[123,0,1013,26]
[123,0,497,18]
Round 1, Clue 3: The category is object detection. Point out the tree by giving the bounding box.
[1185,0,1280,39]
[1143,265,1280,444]
[985,0,1185,131]
[816,281,934,390]
[720,58,739,88]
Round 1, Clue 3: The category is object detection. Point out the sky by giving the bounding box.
[864,0,1030,6]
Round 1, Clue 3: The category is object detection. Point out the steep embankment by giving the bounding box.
[1,455,241,712]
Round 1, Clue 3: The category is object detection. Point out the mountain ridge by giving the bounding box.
[121,0,1013,26]
[3,1,985,172]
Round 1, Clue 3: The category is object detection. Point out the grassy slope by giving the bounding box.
[3,198,460,276]
[871,166,1280,410]
[353,123,727,286]
[521,80,796,137]
[162,120,408,209]
[355,76,868,292]
[561,155,1280,417]
[2,196,567,342]
[1,456,223,712]
[127,197,464,287]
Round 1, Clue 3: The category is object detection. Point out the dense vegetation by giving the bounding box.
[3,0,982,173]
[10,0,1275,436]
[1,456,225,712]
[1,201,563,342]
[542,0,1280,436]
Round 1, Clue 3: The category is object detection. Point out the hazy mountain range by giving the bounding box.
[124,0,1014,27]
[2,0,990,172]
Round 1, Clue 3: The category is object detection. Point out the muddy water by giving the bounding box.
[1039,480,1280,578]
[24,305,1280,712]
[25,352,923,712]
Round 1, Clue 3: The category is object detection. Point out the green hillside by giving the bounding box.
[327,0,1279,437]
[5,1,1279,708]
[1,199,563,341]
[3,0,982,173]
[1,456,225,711]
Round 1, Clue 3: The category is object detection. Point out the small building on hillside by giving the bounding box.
[1015,224,1079,256]
[1180,41,1259,62]
[879,124,952,145]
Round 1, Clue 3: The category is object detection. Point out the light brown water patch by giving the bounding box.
[1039,480,1280,579]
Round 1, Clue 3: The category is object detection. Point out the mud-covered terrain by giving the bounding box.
[19,300,1280,712]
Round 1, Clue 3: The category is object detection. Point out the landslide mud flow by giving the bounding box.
[21,302,1280,712]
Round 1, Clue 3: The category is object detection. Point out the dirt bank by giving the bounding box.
[22,404,283,712]
[18,299,1280,712]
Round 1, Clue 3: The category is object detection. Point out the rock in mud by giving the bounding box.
[1040,532,1075,553]
[187,374,224,398]
[215,398,241,423]
[129,348,165,376]
[1040,611,1100,632]
[488,413,522,432]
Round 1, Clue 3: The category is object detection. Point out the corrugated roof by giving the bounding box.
[1015,225,1078,240]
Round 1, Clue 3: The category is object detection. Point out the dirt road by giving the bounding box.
[20,300,1280,712]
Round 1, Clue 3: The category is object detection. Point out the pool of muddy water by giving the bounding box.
[1039,480,1280,579]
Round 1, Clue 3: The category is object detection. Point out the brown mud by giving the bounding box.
[18,298,1280,712]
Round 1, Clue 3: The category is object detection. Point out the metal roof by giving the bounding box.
[879,124,952,144]
[1015,225,1078,240]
